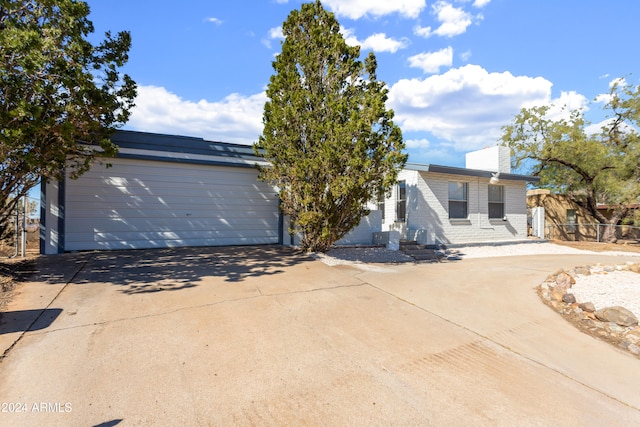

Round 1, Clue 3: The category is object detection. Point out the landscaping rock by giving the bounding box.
[594,306,639,327]
[574,266,591,276]
[556,272,575,287]
[604,322,626,334]
[578,302,596,313]
[625,332,640,345]
[538,263,640,360]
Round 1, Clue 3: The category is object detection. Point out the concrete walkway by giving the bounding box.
[0,246,638,426]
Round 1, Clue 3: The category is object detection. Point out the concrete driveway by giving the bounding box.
[0,246,639,426]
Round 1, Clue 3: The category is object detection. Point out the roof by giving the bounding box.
[405,162,540,183]
[108,130,266,168]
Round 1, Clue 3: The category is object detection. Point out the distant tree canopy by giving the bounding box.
[501,79,640,242]
[255,0,406,252]
[0,0,136,240]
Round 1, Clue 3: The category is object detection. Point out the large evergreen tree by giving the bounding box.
[255,0,406,252]
[0,0,136,240]
[501,79,640,242]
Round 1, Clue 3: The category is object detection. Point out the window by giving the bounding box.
[566,209,577,233]
[396,181,406,222]
[448,182,468,219]
[377,190,385,221]
[488,184,504,219]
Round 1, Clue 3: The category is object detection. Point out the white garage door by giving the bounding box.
[64,158,280,251]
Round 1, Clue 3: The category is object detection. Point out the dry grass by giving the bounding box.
[0,252,39,311]
[551,239,640,254]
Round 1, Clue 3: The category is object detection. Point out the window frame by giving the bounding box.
[488,184,505,219]
[377,190,385,221]
[396,180,406,222]
[448,182,468,219]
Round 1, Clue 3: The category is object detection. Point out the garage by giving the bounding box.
[41,131,281,253]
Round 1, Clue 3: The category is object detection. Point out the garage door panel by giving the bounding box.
[67,235,279,251]
[66,189,276,204]
[67,176,266,194]
[65,216,279,232]
[67,203,278,219]
[64,158,280,250]
[67,229,278,245]
[73,166,262,186]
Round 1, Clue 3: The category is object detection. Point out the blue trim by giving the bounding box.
[115,152,260,169]
[57,177,65,254]
[39,180,46,255]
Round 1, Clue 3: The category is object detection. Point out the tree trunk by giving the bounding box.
[599,208,629,243]
[601,223,618,243]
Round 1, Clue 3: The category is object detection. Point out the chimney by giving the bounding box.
[465,146,511,173]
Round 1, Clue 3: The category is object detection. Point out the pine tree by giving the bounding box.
[255,0,406,252]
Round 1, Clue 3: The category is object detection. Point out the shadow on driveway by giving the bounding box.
[0,308,62,335]
[33,245,313,295]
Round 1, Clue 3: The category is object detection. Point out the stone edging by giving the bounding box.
[538,263,640,360]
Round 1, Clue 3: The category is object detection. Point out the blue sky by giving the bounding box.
[85,0,640,168]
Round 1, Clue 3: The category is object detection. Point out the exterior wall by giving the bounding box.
[381,169,419,231]
[284,210,382,247]
[527,193,597,240]
[383,170,528,246]
[334,210,382,246]
[41,180,65,254]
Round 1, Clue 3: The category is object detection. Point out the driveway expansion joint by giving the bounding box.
[0,257,89,362]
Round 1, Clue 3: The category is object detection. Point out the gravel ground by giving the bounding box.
[571,268,640,318]
[322,242,640,264]
[320,242,640,318]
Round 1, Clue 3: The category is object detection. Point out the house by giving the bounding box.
[527,190,640,241]
[40,132,538,254]
[376,146,539,248]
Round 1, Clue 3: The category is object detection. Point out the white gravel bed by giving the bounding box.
[570,268,640,318]
[441,242,640,259]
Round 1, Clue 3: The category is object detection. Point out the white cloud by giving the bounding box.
[413,25,433,38]
[459,50,472,62]
[543,91,589,121]
[594,93,613,104]
[342,28,408,53]
[415,1,477,38]
[127,86,266,144]
[431,1,473,37]
[268,26,284,39]
[262,26,284,49]
[405,138,431,149]
[323,0,426,19]
[408,47,453,74]
[609,76,626,88]
[205,17,223,25]
[472,0,491,8]
[388,64,558,151]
